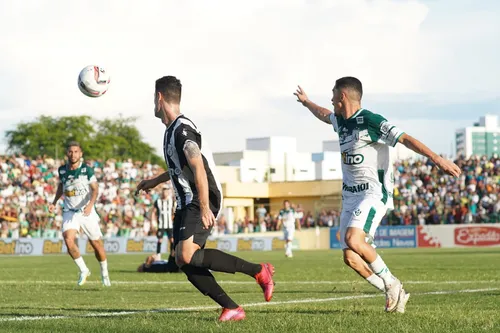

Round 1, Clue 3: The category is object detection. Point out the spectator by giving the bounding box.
[0,154,498,237]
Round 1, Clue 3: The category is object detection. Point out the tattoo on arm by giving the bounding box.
[184,141,201,159]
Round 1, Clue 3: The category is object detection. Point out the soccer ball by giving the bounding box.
[77,65,111,98]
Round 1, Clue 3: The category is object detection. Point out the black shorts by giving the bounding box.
[173,204,217,248]
[157,228,173,239]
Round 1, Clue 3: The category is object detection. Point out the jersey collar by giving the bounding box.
[346,108,364,120]
[166,114,184,130]
[66,160,83,172]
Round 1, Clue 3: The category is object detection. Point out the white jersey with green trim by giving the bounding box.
[278,208,297,229]
[329,108,404,209]
[58,162,97,211]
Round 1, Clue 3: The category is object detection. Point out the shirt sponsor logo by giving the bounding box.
[342,152,364,165]
[168,168,182,176]
[342,182,370,193]
[64,188,87,197]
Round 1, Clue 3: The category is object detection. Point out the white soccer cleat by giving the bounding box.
[395,289,410,314]
[384,278,402,312]
[102,275,111,287]
[77,270,91,286]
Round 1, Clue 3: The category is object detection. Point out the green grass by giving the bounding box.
[1,248,499,333]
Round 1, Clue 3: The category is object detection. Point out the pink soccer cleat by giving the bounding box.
[255,263,275,302]
[218,307,246,322]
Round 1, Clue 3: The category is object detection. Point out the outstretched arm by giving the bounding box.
[135,172,170,195]
[366,113,462,178]
[398,133,462,177]
[294,85,333,124]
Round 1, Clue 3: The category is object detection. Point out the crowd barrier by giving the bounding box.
[2,224,498,255]
[0,233,300,256]
[0,237,169,256]
[330,224,500,248]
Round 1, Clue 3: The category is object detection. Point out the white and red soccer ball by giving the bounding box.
[77,65,111,98]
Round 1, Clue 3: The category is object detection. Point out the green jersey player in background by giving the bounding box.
[294,77,461,314]
[276,200,301,258]
[49,141,111,287]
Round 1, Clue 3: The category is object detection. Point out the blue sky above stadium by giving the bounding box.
[0,0,498,157]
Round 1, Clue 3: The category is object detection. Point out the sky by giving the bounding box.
[1,0,499,158]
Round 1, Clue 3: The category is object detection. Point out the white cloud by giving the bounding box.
[0,0,498,156]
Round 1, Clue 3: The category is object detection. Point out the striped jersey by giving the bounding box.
[154,196,175,229]
[163,115,222,213]
[330,108,405,209]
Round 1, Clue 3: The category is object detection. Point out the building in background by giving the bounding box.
[455,114,499,158]
[212,135,430,224]
[214,135,419,185]
[214,137,316,183]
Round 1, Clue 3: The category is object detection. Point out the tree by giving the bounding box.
[5,115,165,167]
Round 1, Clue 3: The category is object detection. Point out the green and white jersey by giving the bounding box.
[330,109,404,209]
[58,162,97,211]
[278,208,297,229]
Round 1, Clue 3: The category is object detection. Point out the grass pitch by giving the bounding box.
[0,248,499,333]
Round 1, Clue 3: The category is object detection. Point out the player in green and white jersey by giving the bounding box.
[294,77,461,314]
[276,200,301,258]
[49,141,111,287]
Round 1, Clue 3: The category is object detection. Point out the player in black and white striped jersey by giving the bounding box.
[136,76,275,322]
[152,184,178,272]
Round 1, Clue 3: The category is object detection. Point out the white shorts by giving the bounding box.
[283,228,295,241]
[339,198,387,250]
[62,208,103,241]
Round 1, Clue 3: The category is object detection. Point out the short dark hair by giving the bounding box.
[66,141,81,150]
[155,76,182,104]
[335,76,363,100]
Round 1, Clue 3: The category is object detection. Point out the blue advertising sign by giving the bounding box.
[374,226,416,248]
[330,227,341,249]
[330,225,416,249]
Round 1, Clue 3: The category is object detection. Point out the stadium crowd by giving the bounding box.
[0,154,498,239]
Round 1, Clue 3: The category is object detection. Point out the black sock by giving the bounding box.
[181,264,239,309]
[167,254,179,271]
[156,240,162,256]
[190,249,262,277]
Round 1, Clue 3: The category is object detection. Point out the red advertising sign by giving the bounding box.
[454,226,500,247]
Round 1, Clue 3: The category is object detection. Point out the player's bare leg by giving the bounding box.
[285,240,293,258]
[63,229,90,286]
[343,248,384,292]
[176,236,274,321]
[345,227,407,312]
[89,239,111,287]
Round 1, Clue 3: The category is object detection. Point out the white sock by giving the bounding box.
[99,260,108,276]
[286,242,293,254]
[74,257,89,273]
[369,255,396,286]
[366,274,385,292]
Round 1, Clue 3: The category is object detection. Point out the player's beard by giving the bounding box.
[69,157,80,165]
